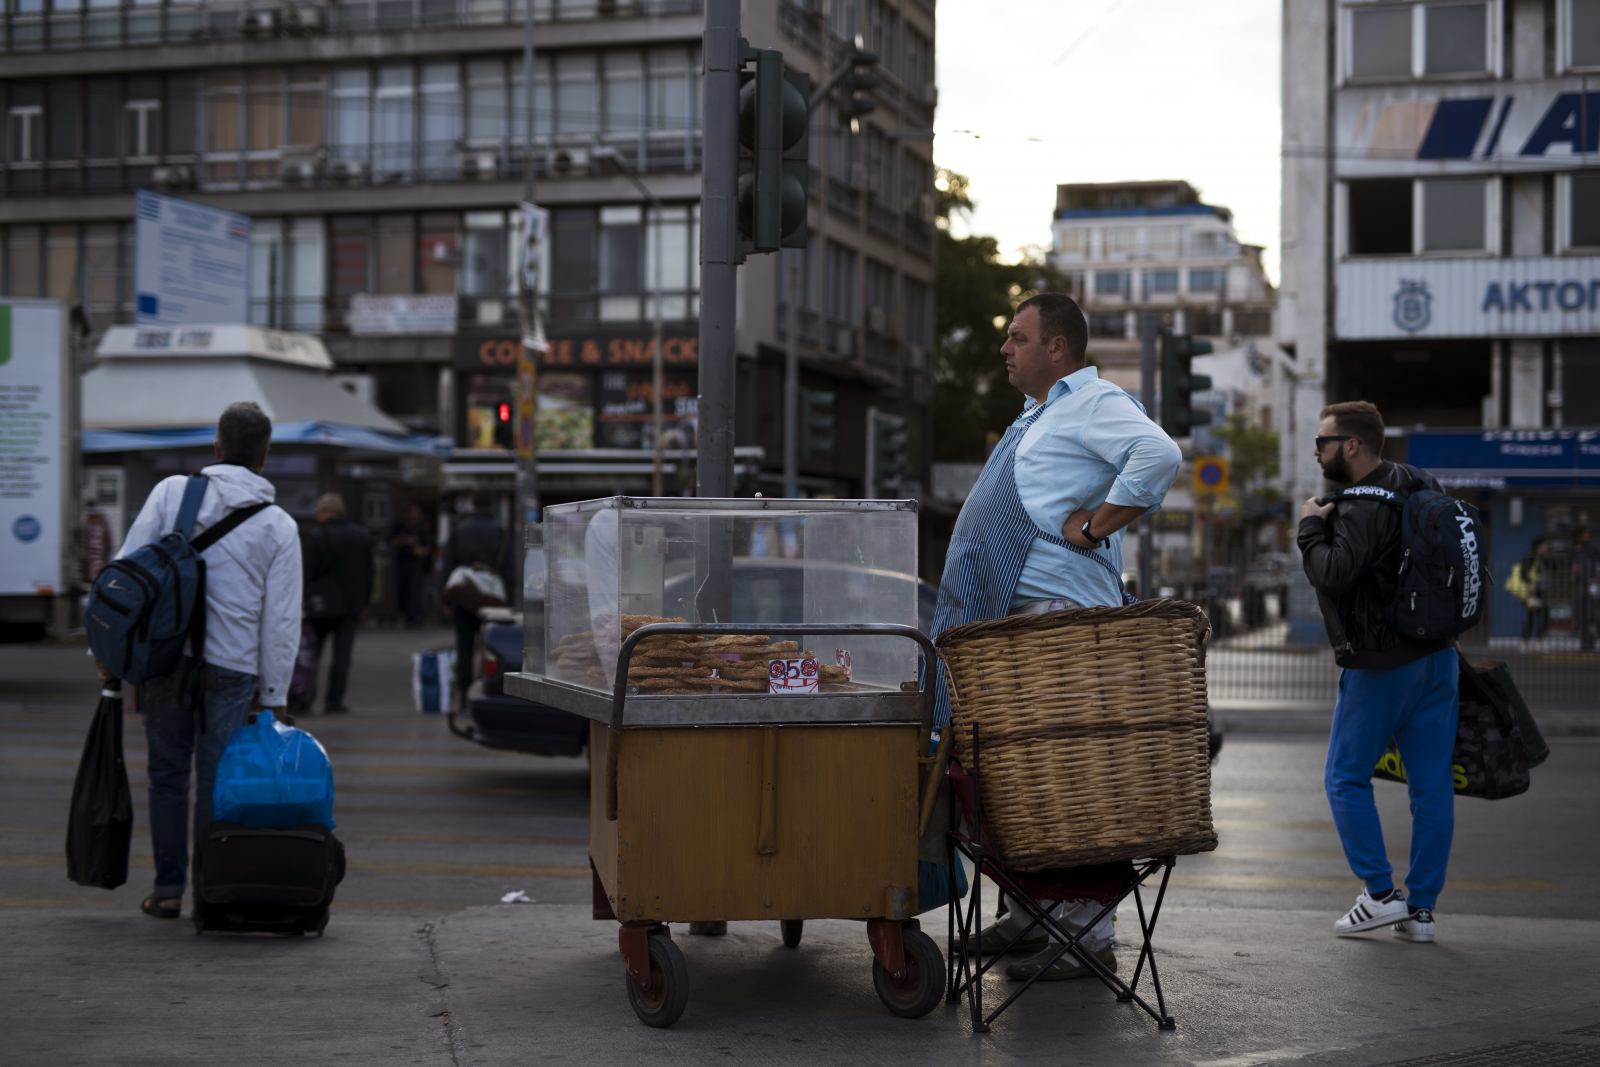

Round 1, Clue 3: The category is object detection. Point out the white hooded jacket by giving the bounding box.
[117,464,302,705]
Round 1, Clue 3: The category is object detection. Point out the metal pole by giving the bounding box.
[783,263,799,498]
[652,207,665,497]
[514,0,542,589]
[696,0,740,499]
[1139,312,1157,599]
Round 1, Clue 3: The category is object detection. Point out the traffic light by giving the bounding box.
[1159,330,1214,438]
[494,400,514,450]
[868,408,908,498]
[737,49,810,255]
[800,388,836,460]
[838,46,880,127]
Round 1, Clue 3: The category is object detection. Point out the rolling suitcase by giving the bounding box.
[192,821,346,936]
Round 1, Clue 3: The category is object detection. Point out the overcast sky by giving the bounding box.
[932,0,1283,282]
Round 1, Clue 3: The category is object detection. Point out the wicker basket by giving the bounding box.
[937,600,1217,871]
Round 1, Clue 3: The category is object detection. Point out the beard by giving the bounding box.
[1319,449,1355,484]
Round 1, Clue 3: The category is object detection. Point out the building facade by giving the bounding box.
[1281,0,1600,645]
[0,0,935,511]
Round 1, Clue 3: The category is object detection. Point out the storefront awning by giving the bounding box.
[82,421,452,456]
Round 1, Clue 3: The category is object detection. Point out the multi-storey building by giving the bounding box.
[1282,0,1600,645]
[0,0,935,514]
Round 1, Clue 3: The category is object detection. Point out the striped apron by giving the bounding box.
[929,404,1124,727]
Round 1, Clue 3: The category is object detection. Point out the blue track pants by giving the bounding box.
[1325,647,1458,910]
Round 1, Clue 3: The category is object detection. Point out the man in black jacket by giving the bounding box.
[1299,401,1458,945]
[304,493,374,714]
[440,488,507,710]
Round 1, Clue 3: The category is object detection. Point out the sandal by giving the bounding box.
[141,895,182,919]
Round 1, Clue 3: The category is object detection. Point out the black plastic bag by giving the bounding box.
[1373,653,1531,800]
[1472,661,1549,768]
[66,689,134,889]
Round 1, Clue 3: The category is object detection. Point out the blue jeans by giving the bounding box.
[1325,648,1459,910]
[140,658,256,897]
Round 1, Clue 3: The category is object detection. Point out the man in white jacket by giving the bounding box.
[104,402,301,919]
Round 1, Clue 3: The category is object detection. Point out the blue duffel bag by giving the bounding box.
[213,710,336,830]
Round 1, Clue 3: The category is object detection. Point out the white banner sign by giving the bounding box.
[0,301,64,596]
[1336,256,1600,339]
[349,294,459,335]
[135,189,251,326]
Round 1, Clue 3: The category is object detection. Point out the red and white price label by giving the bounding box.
[768,657,819,694]
[835,649,852,680]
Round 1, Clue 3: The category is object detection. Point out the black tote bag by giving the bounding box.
[1373,653,1531,801]
[65,689,134,889]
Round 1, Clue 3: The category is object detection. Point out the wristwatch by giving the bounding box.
[1081,518,1106,548]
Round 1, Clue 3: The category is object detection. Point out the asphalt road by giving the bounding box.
[4,629,1599,1065]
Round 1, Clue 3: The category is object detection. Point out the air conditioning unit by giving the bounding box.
[282,5,323,33]
[280,157,319,183]
[552,147,590,175]
[152,165,192,190]
[239,9,279,35]
[328,159,367,183]
[460,151,498,180]
[867,306,887,333]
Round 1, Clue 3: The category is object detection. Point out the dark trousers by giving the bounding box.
[312,614,359,709]
[1521,603,1548,641]
[453,607,481,710]
[395,559,426,626]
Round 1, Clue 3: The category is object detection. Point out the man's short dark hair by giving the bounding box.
[1015,293,1088,366]
[1320,400,1385,455]
[217,401,272,468]
[470,487,494,512]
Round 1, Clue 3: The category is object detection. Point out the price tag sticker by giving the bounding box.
[769,657,819,694]
[835,649,852,680]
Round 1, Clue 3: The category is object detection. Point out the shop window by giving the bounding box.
[1571,172,1600,247]
[1093,270,1124,296]
[464,373,516,450]
[1574,0,1600,67]
[1564,341,1600,425]
[1188,268,1219,293]
[1350,5,1412,78]
[541,370,595,450]
[1088,312,1126,338]
[1424,3,1488,75]
[1348,178,1413,254]
[1421,177,1486,250]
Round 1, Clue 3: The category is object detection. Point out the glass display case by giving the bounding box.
[522,498,920,697]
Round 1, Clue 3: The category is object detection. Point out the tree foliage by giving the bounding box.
[932,169,1064,463]
[1212,413,1281,501]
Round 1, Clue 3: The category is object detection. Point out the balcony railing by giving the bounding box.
[1,0,702,54]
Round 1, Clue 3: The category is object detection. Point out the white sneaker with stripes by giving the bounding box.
[1334,890,1410,935]
[1393,908,1437,942]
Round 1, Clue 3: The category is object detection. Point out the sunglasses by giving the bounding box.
[1315,435,1358,450]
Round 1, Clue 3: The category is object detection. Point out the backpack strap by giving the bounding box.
[174,475,209,540]
[180,500,271,729]
[191,502,271,552]
[1319,484,1404,508]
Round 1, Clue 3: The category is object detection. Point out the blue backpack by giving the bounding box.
[85,474,269,688]
[1323,464,1490,642]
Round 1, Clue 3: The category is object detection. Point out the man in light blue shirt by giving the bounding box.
[932,293,1181,983]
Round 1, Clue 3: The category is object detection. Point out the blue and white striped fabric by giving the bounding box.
[929,406,1125,727]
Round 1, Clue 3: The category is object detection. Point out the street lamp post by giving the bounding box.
[592,146,667,496]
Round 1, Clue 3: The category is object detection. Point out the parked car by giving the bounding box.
[448,608,589,758]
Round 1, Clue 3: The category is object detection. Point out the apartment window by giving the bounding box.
[828,0,859,42]
[1348,178,1413,254]
[598,204,642,320]
[375,64,415,177]
[330,67,371,165]
[376,214,416,294]
[9,104,42,163]
[287,68,324,150]
[825,240,858,356]
[646,205,698,320]
[1350,5,1412,78]
[4,225,43,296]
[1425,3,1488,75]
[555,53,596,138]
[1093,270,1124,295]
[204,71,242,179]
[902,277,929,351]
[777,242,815,338]
[1234,309,1273,336]
[1189,308,1223,336]
[1421,177,1486,250]
[1105,228,1137,256]
[1146,227,1178,257]
[603,52,642,135]
[865,259,895,332]
[1088,312,1126,338]
[125,99,160,158]
[249,217,324,330]
[1565,341,1600,425]
[467,58,508,144]
[1188,231,1220,256]
[1571,172,1600,247]
[648,46,697,134]
[904,28,933,98]
[550,205,597,322]
[1056,229,1086,256]
[418,213,458,295]
[48,80,81,163]
[246,69,283,163]
[1145,269,1179,295]
[462,210,510,297]
[331,216,372,298]
[1574,0,1600,67]
[420,61,460,177]
[1188,268,1219,293]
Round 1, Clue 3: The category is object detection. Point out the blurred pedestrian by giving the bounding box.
[1299,400,1456,944]
[440,488,506,710]
[388,504,435,628]
[303,493,373,714]
[1506,537,1548,651]
[99,401,300,919]
[1570,527,1597,652]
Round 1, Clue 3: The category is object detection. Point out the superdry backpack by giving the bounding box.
[1322,464,1490,642]
[85,475,269,686]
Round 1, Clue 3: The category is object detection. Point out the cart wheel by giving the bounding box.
[625,932,689,1028]
[873,927,945,1020]
[781,919,803,948]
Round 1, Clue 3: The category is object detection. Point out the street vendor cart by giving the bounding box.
[504,497,949,1028]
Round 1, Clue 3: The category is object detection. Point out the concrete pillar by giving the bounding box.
[1508,340,1543,427]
